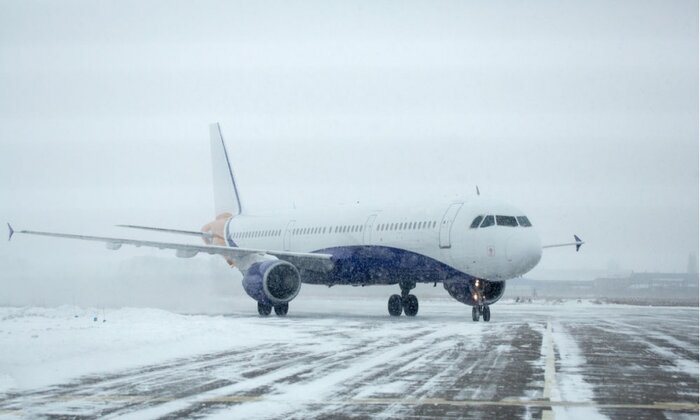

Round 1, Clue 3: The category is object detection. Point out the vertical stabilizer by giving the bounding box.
[210,123,243,216]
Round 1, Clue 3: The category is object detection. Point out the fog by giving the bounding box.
[0,1,697,308]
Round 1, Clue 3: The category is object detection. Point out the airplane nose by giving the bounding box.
[506,231,542,275]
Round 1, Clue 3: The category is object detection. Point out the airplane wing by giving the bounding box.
[115,224,218,241]
[7,224,334,273]
[542,235,585,252]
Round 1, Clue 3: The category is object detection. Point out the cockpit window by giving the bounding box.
[480,215,495,228]
[470,215,483,229]
[517,216,532,227]
[496,215,518,227]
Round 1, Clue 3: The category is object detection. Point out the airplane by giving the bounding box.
[7,123,584,322]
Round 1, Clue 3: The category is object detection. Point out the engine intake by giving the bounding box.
[444,278,505,306]
[242,260,301,305]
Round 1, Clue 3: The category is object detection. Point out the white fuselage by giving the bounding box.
[225,197,542,283]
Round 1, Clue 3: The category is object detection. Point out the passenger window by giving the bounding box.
[517,216,532,227]
[496,216,518,227]
[480,215,495,228]
[470,216,483,228]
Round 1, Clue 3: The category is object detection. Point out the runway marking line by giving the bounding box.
[543,321,556,420]
[8,395,696,412]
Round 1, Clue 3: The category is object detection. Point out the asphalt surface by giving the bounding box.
[0,301,697,419]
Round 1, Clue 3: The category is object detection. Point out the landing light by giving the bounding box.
[473,293,478,301]
[475,279,480,287]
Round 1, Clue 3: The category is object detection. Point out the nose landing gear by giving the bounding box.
[387,280,419,317]
[471,305,491,322]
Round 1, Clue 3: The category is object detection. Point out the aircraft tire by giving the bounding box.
[483,306,491,322]
[403,294,419,316]
[274,303,289,316]
[472,306,479,322]
[258,302,272,316]
[388,294,403,316]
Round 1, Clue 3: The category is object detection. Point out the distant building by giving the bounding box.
[594,272,698,301]
[504,272,699,305]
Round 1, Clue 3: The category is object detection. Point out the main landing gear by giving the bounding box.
[387,280,419,317]
[258,302,288,317]
[471,305,491,322]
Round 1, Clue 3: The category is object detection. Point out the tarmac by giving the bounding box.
[0,299,697,419]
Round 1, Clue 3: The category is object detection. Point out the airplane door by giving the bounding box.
[363,214,377,245]
[283,220,295,251]
[439,203,463,249]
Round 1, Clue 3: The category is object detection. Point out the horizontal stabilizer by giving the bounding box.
[7,223,14,241]
[542,235,585,252]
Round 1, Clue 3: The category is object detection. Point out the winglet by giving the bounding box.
[7,223,14,241]
[574,234,584,252]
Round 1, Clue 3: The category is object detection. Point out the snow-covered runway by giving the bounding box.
[0,299,697,419]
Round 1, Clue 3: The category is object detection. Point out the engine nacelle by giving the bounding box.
[242,260,301,305]
[444,278,506,306]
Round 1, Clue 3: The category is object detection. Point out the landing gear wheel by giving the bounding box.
[472,306,479,322]
[403,294,419,316]
[482,306,491,322]
[274,303,289,316]
[388,294,403,316]
[258,302,272,316]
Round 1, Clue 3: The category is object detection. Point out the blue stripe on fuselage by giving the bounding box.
[301,245,474,286]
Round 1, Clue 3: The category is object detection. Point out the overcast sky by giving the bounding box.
[0,0,697,304]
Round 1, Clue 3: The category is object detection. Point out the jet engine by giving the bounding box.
[242,260,301,305]
[443,278,506,306]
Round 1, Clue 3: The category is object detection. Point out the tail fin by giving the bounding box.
[210,123,243,216]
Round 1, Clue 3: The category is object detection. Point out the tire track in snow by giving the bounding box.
[100,327,438,419]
